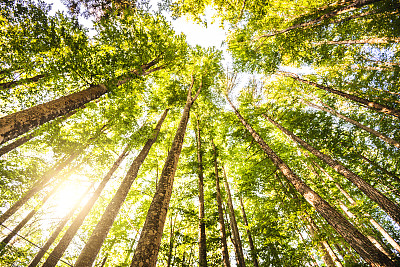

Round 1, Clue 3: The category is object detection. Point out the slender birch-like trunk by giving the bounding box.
[222,167,246,267]
[195,117,207,267]
[212,139,231,267]
[226,95,394,266]
[129,78,202,267]
[283,72,400,118]
[313,37,400,45]
[263,114,400,226]
[239,196,259,267]
[304,100,400,148]
[42,146,129,267]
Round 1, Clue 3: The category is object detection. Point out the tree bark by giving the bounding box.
[226,95,394,266]
[211,139,231,267]
[195,117,207,267]
[0,180,64,254]
[72,110,168,267]
[0,60,160,145]
[129,78,202,267]
[313,37,400,45]
[263,114,400,226]
[42,146,129,267]
[222,167,246,267]
[0,74,46,90]
[304,100,400,148]
[256,0,382,39]
[239,196,259,267]
[0,109,77,157]
[312,161,400,254]
[28,182,94,267]
[283,72,400,118]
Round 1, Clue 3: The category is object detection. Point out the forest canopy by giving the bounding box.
[0,0,399,266]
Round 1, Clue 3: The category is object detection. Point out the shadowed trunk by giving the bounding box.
[42,146,129,267]
[0,180,64,254]
[283,72,400,118]
[72,110,168,267]
[263,114,400,226]
[28,182,94,267]
[311,160,400,254]
[256,0,382,39]
[222,167,246,267]
[212,139,231,267]
[0,60,160,145]
[129,78,202,267]
[239,196,259,267]
[226,95,394,266]
[0,74,46,90]
[304,100,400,148]
[195,117,207,267]
[0,109,77,157]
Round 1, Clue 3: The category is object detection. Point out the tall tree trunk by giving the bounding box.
[0,125,104,225]
[0,60,160,145]
[0,180,64,254]
[212,139,231,267]
[304,100,400,148]
[313,37,400,45]
[28,182,94,267]
[283,72,400,118]
[42,146,129,267]
[0,133,35,156]
[129,78,202,267]
[195,116,207,267]
[226,95,394,266]
[222,167,246,267]
[239,196,259,267]
[0,74,46,90]
[0,109,77,157]
[255,0,382,39]
[263,114,400,226]
[167,214,177,267]
[311,160,400,254]
[73,109,169,267]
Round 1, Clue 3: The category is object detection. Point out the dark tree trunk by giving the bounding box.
[284,72,400,118]
[263,114,400,226]
[256,0,382,39]
[0,60,160,145]
[0,74,46,90]
[70,110,166,267]
[313,37,400,45]
[222,167,246,267]
[212,140,231,267]
[129,78,202,267]
[0,109,77,157]
[304,100,400,148]
[28,182,93,267]
[226,95,394,266]
[195,117,207,267]
[0,180,63,254]
[42,146,129,267]
[239,196,259,267]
